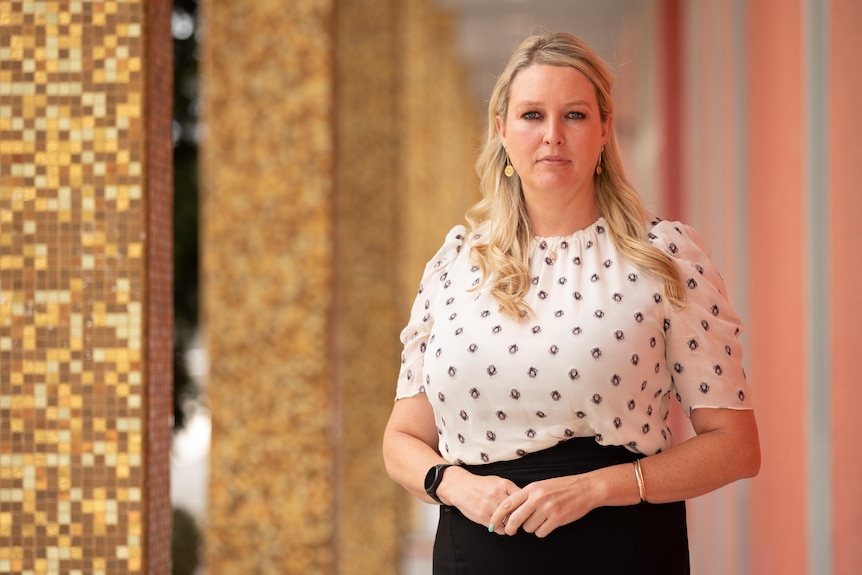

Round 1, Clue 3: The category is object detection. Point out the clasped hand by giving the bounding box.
[487,474,596,538]
[443,469,598,539]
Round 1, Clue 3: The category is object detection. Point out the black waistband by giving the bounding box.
[461,437,641,487]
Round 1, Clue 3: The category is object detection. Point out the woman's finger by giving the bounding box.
[489,491,526,535]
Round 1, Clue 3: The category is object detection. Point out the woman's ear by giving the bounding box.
[601,113,613,145]
[495,115,506,147]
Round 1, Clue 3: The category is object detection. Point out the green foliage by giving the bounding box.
[172,507,201,575]
[173,0,200,430]
[172,3,205,572]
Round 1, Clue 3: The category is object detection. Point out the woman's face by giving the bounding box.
[497,64,611,203]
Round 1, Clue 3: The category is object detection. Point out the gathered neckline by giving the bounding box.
[532,216,606,242]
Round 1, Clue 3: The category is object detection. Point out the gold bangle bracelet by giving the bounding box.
[633,459,647,503]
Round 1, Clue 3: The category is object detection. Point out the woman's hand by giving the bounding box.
[487,408,760,538]
[435,467,521,528]
[487,473,601,538]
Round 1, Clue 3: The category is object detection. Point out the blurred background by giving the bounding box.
[170,1,860,574]
[0,0,859,574]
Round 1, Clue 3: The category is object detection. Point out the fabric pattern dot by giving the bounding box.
[396,217,752,465]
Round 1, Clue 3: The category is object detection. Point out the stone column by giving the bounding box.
[333,0,403,572]
[0,0,173,572]
[202,0,478,572]
[202,1,339,572]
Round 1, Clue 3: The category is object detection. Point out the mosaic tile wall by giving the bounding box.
[0,0,172,573]
[203,0,478,573]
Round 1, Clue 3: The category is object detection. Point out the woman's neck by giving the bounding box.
[526,194,601,237]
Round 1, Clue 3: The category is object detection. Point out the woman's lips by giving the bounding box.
[538,155,570,165]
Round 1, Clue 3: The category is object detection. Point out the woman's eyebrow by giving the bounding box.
[513,99,594,108]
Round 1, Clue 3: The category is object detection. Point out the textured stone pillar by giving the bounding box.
[333,0,403,572]
[203,0,478,572]
[0,0,173,572]
[202,1,338,573]
[399,0,481,288]
[335,1,479,573]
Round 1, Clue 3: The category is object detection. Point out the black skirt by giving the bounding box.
[432,437,690,575]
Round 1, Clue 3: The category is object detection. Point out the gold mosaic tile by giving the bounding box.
[0,0,169,572]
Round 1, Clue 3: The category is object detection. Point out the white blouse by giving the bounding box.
[395,217,752,465]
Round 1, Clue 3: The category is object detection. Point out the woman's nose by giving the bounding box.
[544,118,565,145]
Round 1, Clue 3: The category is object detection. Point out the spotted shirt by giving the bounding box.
[395,217,752,465]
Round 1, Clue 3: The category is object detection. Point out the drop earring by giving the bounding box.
[595,147,604,175]
[504,153,515,178]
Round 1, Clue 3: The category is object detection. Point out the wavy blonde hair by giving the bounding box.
[466,32,685,320]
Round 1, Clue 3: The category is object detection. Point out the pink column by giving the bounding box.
[675,2,749,571]
[746,3,808,574]
[829,1,862,573]
[658,0,682,217]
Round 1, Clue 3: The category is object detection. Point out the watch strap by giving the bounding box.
[424,463,454,505]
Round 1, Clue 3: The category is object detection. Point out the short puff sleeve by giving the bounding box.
[394,225,467,400]
[649,220,753,415]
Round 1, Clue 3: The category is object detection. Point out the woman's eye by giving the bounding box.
[522,111,541,120]
[568,111,586,120]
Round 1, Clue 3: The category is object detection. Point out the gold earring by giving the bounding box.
[504,153,515,178]
[595,147,604,175]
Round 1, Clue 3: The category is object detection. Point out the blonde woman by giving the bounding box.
[383,32,760,574]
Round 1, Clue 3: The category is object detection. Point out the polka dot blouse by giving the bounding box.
[395,217,753,465]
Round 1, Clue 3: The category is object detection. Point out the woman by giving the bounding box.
[383,32,760,574]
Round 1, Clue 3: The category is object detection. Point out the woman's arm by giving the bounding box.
[624,407,760,503]
[489,407,760,537]
[382,394,521,523]
[382,394,447,503]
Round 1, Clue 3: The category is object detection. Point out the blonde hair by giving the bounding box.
[466,32,685,320]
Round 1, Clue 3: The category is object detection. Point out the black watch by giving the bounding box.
[424,463,454,504]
